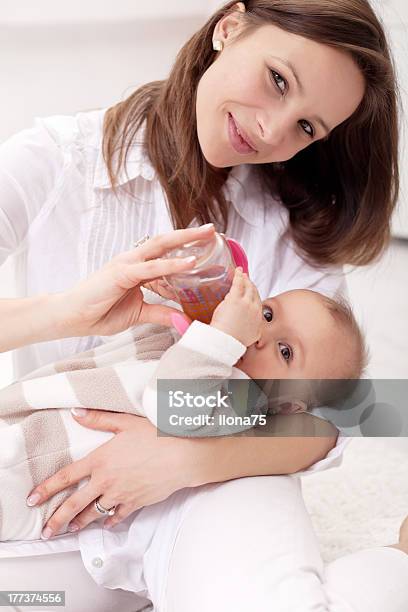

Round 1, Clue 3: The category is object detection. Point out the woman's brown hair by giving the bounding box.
[102,0,401,267]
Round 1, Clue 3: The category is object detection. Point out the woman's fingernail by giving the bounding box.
[170,313,190,335]
[200,223,214,229]
[41,527,53,540]
[71,408,88,417]
[67,523,80,532]
[182,256,196,263]
[26,493,41,507]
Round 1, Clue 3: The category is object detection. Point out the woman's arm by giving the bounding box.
[29,410,338,538]
[0,225,215,354]
[0,293,67,353]
[0,122,215,354]
[0,122,68,353]
[189,412,339,485]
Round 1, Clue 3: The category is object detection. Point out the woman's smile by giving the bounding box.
[227,112,258,155]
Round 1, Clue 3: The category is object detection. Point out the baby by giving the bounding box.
[0,269,367,541]
[154,266,368,415]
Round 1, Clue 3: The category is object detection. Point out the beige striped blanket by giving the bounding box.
[0,321,181,541]
[0,308,270,542]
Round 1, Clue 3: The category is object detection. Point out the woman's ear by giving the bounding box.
[213,2,246,46]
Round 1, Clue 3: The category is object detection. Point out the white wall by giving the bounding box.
[0,16,207,142]
[0,0,211,25]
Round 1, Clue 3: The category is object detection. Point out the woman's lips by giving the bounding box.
[228,113,257,155]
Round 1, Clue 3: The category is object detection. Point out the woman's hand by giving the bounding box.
[142,278,181,303]
[27,410,208,538]
[54,224,214,338]
[26,411,340,539]
[210,267,263,346]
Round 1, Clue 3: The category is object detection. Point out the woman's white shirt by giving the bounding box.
[0,108,346,380]
[0,109,350,559]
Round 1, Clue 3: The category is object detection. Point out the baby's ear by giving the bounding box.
[277,400,308,415]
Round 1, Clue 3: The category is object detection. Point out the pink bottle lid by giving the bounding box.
[225,237,249,274]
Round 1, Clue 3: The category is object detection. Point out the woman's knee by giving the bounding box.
[182,475,302,535]
[0,552,139,612]
[162,475,305,612]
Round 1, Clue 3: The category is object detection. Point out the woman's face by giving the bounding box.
[196,7,366,167]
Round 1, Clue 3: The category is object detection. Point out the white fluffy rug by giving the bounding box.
[301,438,408,563]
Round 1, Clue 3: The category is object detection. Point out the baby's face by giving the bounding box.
[235,289,349,379]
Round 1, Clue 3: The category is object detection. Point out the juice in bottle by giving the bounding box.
[162,232,246,324]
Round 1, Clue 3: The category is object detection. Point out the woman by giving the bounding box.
[0,1,407,610]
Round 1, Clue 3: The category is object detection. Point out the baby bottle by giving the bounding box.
[162,232,248,324]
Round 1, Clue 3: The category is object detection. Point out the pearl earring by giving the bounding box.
[212,40,224,52]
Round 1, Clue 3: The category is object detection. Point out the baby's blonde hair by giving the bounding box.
[321,295,370,380]
[304,295,370,409]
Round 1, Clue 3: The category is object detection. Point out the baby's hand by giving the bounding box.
[210,267,263,347]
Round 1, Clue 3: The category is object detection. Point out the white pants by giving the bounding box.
[1,475,408,612]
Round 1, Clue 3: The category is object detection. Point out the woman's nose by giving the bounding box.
[257,116,286,149]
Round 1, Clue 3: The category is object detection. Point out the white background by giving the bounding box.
[0,1,407,388]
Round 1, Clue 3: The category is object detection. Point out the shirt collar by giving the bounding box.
[223,163,266,227]
[93,118,265,227]
[93,120,155,189]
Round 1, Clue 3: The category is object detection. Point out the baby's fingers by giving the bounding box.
[249,280,262,305]
[228,267,245,295]
[241,271,258,297]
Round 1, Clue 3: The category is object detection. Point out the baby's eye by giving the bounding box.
[279,343,292,362]
[262,305,273,322]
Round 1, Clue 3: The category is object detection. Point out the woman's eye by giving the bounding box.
[270,69,286,95]
[270,69,315,139]
[262,305,273,322]
[279,343,293,362]
[299,119,315,139]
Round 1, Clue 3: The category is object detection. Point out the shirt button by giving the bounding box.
[92,557,104,568]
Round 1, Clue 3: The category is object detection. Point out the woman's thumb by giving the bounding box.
[138,302,192,331]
